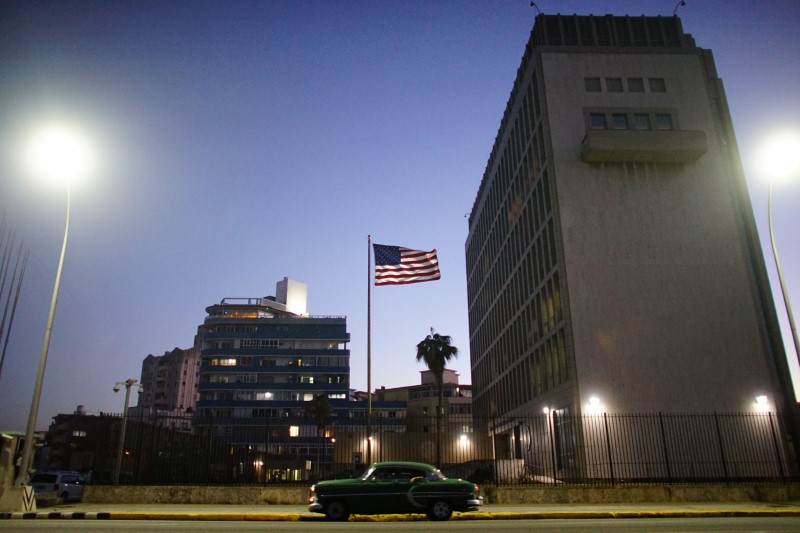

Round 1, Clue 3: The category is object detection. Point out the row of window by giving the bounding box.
[199,390,347,402]
[204,356,349,367]
[201,373,348,384]
[585,76,666,93]
[589,111,673,131]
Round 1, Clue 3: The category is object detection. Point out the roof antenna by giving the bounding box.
[530,2,541,15]
[673,0,686,15]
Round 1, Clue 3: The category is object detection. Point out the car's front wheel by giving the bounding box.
[325,500,350,521]
[427,499,452,521]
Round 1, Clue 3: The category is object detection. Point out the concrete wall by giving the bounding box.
[83,484,800,505]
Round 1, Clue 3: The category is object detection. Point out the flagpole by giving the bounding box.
[367,235,372,466]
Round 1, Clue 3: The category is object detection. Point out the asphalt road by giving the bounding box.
[3,518,800,532]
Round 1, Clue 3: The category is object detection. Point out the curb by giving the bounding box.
[3,510,800,521]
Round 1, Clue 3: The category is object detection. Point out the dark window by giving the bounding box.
[634,114,651,130]
[648,78,667,92]
[655,114,673,130]
[584,77,601,92]
[612,114,629,129]
[627,78,645,92]
[606,78,623,92]
[590,113,607,129]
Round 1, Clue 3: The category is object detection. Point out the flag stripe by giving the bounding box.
[374,244,441,286]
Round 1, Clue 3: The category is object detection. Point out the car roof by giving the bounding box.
[370,461,436,471]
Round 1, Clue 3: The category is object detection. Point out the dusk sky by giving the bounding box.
[1,0,799,431]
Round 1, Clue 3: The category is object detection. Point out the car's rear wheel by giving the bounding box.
[427,499,452,521]
[325,500,350,521]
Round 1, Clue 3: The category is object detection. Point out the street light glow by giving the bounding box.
[757,131,800,184]
[24,123,95,186]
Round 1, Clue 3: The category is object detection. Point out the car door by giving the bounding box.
[361,466,405,513]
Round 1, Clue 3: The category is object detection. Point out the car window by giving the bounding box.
[31,474,57,483]
[430,468,447,481]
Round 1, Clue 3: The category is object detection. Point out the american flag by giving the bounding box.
[373,244,441,286]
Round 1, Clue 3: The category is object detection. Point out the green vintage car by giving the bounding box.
[308,461,483,521]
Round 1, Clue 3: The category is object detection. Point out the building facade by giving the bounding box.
[195,278,351,480]
[465,14,793,451]
[136,347,200,419]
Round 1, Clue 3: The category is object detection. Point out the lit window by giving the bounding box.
[655,114,673,130]
[648,78,666,92]
[590,113,607,129]
[289,426,299,437]
[72,430,86,437]
[584,77,601,92]
[612,114,629,129]
[220,358,237,366]
[606,78,623,92]
[627,78,644,92]
[634,114,651,130]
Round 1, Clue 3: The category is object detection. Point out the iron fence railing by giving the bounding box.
[54,411,799,486]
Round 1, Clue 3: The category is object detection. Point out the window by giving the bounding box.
[612,114,629,129]
[589,113,607,129]
[648,78,666,92]
[605,78,623,92]
[219,358,236,366]
[655,113,673,130]
[634,114,651,130]
[627,78,644,92]
[289,426,300,437]
[584,77,601,92]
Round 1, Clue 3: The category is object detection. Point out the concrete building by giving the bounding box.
[195,278,350,480]
[136,347,200,420]
[466,14,793,441]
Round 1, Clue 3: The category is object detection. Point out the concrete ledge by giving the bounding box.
[82,484,800,506]
[487,485,800,504]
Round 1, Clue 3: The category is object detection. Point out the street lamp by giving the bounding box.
[14,123,94,488]
[113,378,143,484]
[758,131,800,373]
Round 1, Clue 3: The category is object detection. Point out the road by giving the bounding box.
[3,518,800,532]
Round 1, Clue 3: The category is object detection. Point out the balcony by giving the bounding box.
[581,129,707,163]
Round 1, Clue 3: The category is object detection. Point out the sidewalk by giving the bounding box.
[3,502,800,521]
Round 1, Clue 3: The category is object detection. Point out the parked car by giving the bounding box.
[308,461,483,521]
[29,471,85,503]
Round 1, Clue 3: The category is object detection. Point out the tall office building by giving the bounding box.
[466,15,792,423]
[195,277,350,480]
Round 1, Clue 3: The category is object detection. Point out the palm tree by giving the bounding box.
[305,394,332,478]
[416,328,459,467]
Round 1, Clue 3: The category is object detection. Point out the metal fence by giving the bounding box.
[78,411,797,486]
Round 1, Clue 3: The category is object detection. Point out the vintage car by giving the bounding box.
[308,461,483,521]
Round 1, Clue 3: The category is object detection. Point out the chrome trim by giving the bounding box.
[467,497,484,506]
[308,502,323,512]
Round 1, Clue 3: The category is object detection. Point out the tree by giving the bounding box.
[305,394,332,478]
[416,328,459,466]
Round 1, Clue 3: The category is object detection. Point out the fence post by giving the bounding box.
[603,413,615,484]
[768,412,786,482]
[658,412,672,482]
[713,411,729,481]
[548,412,558,483]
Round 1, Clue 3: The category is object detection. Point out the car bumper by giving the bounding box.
[466,496,484,509]
[308,502,324,513]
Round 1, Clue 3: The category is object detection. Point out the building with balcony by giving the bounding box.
[135,347,200,427]
[465,14,796,478]
[195,277,351,481]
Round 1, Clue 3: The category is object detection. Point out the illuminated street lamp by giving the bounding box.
[113,378,143,484]
[758,131,800,372]
[14,123,94,488]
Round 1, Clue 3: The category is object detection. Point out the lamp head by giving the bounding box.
[113,385,120,393]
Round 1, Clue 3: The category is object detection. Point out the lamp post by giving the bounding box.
[14,124,93,488]
[760,132,800,371]
[113,378,143,484]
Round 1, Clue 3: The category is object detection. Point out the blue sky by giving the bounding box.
[1,0,799,431]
